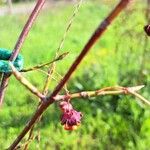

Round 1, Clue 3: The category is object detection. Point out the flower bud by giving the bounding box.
[59,101,83,130]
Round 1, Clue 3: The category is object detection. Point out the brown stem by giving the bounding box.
[21,47,70,150]
[0,0,46,106]
[46,0,130,100]
[8,0,130,149]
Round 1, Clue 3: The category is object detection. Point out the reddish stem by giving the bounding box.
[0,0,46,106]
[8,0,131,149]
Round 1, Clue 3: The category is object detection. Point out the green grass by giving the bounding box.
[0,0,150,149]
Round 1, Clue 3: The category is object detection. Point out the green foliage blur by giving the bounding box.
[0,0,150,149]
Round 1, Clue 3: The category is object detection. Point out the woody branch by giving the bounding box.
[8,0,131,149]
[53,85,150,106]
[0,0,46,106]
[9,62,150,107]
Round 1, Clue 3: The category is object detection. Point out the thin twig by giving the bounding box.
[126,89,150,106]
[43,0,83,95]
[9,62,45,100]
[56,0,83,54]
[8,1,131,149]
[53,85,146,100]
[0,0,46,106]
[53,86,150,107]
[23,127,35,150]
[21,52,69,73]
[54,71,69,93]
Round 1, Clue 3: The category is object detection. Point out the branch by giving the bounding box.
[126,87,150,106]
[53,85,150,107]
[9,62,45,100]
[0,0,46,106]
[21,52,69,72]
[43,0,83,95]
[8,0,131,149]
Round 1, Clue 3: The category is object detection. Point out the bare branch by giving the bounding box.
[9,62,45,100]
[8,1,131,149]
[53,85,148,103]
[0,0,46,106]
[43,0,83,95]
[126,88,150,106]
[21,52,69,73]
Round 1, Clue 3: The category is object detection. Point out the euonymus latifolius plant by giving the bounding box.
[0,0,150,149]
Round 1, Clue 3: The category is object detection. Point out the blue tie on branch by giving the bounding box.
[0,48,24,73]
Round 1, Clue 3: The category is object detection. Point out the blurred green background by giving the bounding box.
[0,0,150,149]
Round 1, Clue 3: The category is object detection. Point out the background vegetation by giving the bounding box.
[0,0,150,149]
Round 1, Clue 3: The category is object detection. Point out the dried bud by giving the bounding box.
[59,101,83,130]
[144,25,150,36]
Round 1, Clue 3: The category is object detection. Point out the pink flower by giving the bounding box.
[59,101,73,112]
[59,101,83,130]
